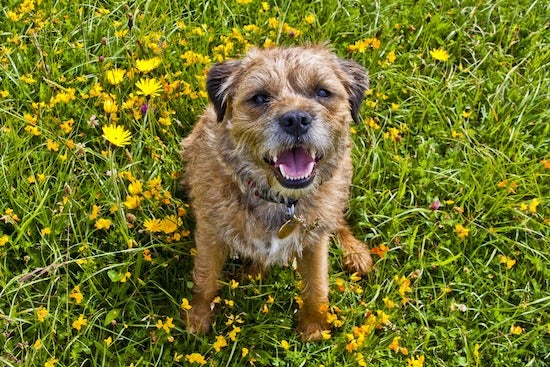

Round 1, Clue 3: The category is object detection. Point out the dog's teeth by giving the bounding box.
[273,154,278,163]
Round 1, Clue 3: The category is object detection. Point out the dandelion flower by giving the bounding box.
[103,98,118,114]
[0,235,9,246]
[136,57,162,73]
[105,69,126,85]
[102,124,132,147]
[144,218,163,232]
[430,47,450,61]
[135,77,163,97]
[159,215,180,234]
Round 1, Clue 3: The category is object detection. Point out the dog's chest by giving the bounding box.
[249,232,302,265]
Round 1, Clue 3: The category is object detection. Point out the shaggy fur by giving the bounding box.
[181,45,372,341]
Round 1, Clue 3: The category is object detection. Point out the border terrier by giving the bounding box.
[181,45,372,341]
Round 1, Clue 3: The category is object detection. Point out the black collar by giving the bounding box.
[247,179,298,209]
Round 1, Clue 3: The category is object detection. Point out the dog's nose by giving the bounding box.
[279,110,313,137]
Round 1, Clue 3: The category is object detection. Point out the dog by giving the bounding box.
[181,45,373,341]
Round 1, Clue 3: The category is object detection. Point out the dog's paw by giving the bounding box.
[343,248,373,276]
[297,311,331,342]
[297,320,331,342]
[182,305,213,335]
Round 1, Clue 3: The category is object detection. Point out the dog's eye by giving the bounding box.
[315,88,331,98]
[250,94,270,105]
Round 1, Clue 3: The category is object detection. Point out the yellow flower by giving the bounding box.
[499,255,516,269]
[72,314,88,331]
[281,340,290,350]
[159,215,180,234]
[136,57,162,73]
[213,335,228,352]
[123,195,143,210]
[44,357,59,367]
[228,325,241,341]
[70,285,84,305]
[135,77,163,97]
[461,110,473,118]
[33,338,42,350]
[95,218,112,230]
[105,69,126,85]
[181,298,192,310]
[142,249,152,262]
[102,124,132,147]
[406,355,425,367]
[185,353,207,365]
[383,296,396,309]
[46,139,59,152]
[229,279,239,289]
[144,218,163,232]
[128,180,143,195]
[304,14,315,25]
[104,336,112,347]
[454,224,470,239]
[0,235,9,246]
[36,305,48,322]
[430,47,450,61]
[89,205,101,220]
[528,198,540,213]
[25,125,41,136]
[386,50,397,64]
[103,98,118,114]
[510,324,523,335]
[242,348,249,357]
[389,336,402,353]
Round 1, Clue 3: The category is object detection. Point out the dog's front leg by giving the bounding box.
[185,230,228,335]
[296,235,330,341]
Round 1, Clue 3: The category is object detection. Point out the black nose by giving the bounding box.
[279,110,313,137]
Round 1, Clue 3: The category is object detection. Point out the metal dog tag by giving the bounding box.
[277,203,301,239]
[277,217,301,239]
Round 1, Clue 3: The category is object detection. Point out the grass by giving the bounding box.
[0,0,548,366]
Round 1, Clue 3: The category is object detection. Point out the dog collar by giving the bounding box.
[247,179,298,207]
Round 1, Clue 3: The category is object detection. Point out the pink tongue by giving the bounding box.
[274,147,314,179]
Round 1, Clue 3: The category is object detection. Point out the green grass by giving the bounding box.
[1,0,548,366]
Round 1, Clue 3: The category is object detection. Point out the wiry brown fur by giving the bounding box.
[181,45,372,341]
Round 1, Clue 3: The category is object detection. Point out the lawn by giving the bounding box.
[0,0,548,366]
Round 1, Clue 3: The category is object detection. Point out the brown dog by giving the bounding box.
[181,45,372,341]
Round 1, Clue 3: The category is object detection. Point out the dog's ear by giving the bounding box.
[338,59,369,123]
[206,60,242,122]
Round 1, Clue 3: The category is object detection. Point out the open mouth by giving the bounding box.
[265,147,320,189]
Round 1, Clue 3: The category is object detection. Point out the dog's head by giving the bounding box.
[207,45,369,199]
